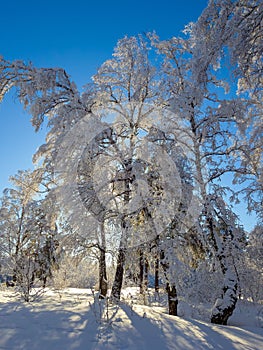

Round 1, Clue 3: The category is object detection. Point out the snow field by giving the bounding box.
[0,287,262,349]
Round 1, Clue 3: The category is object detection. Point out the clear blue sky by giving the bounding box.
[0,0,256,231]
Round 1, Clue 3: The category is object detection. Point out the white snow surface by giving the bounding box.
[0,287,262,350]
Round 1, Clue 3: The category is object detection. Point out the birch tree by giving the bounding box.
[90,35,176,300]
[149,22,251,323]
[189,0,262,220]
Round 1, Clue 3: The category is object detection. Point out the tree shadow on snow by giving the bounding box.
[0,298,108,350]
[0,298,262,350]
[119,304,261,350]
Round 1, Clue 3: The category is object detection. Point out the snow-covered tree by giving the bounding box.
[0,2,261,319]
[0,170,59,300]
[149,21,253,322]
[188,0,263,221]
[90,36,166,300]
[185,1,262,322]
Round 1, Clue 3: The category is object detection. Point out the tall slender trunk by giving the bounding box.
[99,248,108,298]
[139,249,144,294]
[13,207,26,283]
[111,246,126,300]
[111,218,127,300]
[139,249,149,294]
[111,158,131,301]
[98,223,108,298]
[144,257,149,292]
[154,235,160,294]
[154,256,159,294]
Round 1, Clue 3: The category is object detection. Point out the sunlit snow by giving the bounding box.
[0,287,262,350]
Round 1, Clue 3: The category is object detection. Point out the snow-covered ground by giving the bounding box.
[0,287,262,350]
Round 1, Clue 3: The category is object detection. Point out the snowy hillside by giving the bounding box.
[0,288,262,350]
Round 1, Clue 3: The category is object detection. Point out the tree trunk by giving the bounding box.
[42,276,47,289]
[111,217,127,300]
[139,249,144,294]
[111,246,126,300]
[111,163,130,301]
[144,257,149,292]
[160,250,178,316]
[99,223,108,299]
[99,247,108,299]
[154,256,159,293]
[211,266,238,325]
[139,250,149,295]
[166,283,178,316]
[208,219,239,325]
